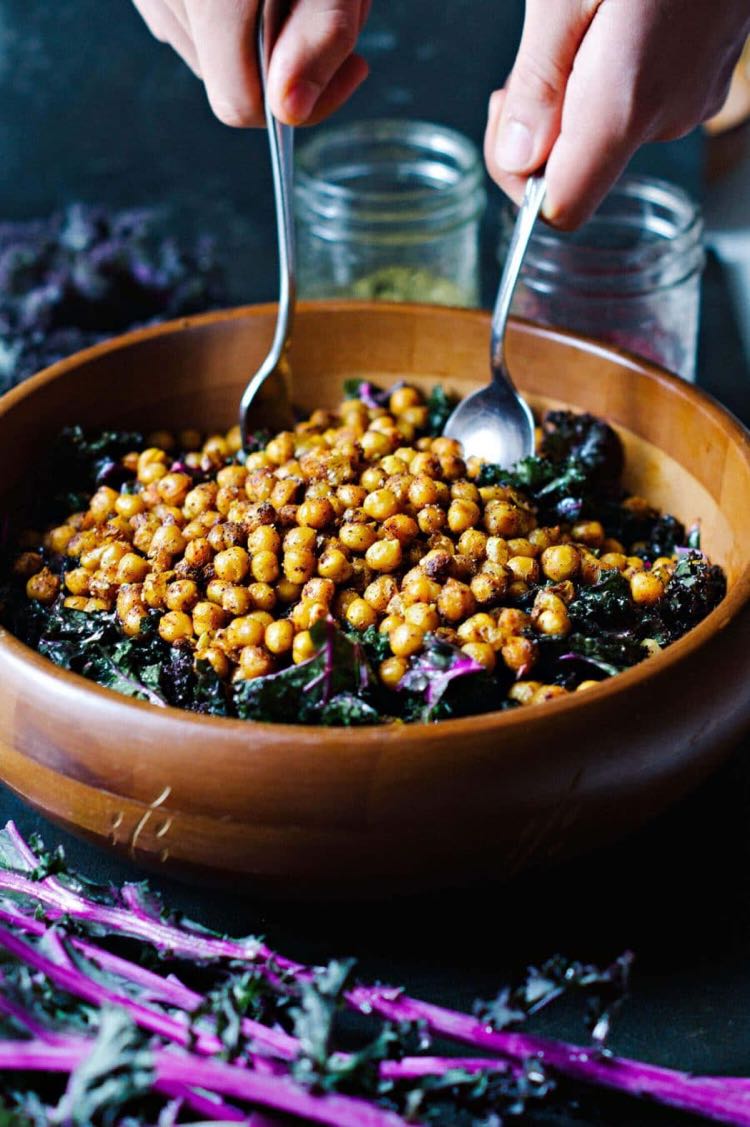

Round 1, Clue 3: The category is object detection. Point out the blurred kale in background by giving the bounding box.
[0,204,226,392]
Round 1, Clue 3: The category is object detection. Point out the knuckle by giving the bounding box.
[511,54,566,110]
[314,6,359,57]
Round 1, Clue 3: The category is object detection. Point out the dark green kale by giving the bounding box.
[568,570,635,635]
[540,410,624,487]
[233,617,383,726]
[477,410,623,524]
[426,385,458,434]
[34,426,143,524]
[657,551,727,639]
[597,499,689,561]
[345,623,391,666]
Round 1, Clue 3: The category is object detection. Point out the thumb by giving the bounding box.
[488,0,599,180]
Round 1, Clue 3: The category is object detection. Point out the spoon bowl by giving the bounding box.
[444,176,545,465]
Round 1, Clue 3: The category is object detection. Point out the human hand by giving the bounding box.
[485,0,750,228]
[132,0,370,127]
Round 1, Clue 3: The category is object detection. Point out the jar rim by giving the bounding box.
[501,174,705,294]
[295,118,486,228]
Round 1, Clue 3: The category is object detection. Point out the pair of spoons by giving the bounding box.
[240,2,544,468]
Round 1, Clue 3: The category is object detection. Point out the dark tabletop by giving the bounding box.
[1,3,750,1123]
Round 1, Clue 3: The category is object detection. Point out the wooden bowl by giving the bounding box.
[1,302,749,896]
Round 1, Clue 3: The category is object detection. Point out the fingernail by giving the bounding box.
[283,79,322,124]
[495,117,533,172]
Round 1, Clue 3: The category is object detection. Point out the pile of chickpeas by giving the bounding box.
[15,385,678,709]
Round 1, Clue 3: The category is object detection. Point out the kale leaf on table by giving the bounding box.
[0,204,226,391]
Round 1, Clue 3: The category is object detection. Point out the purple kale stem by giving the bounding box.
[0,903,298,1061]
[152,1052,411,1127]
[155,1080,248,1123]
[0,1040,285,1126]
[0,1042,413,1127]
[6,823,750,1124]
[381,1057,520,1080]
[346,989,750,1125]
[0,923,225,1056]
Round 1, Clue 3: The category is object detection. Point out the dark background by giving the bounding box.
[0,3,748,1124]
[0,1,702,302]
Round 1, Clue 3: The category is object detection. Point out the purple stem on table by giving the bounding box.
[5,823,750,1125]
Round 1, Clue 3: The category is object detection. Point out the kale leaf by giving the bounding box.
[477,411,623,524]
[398,634,508,722]
[233,617,383,726]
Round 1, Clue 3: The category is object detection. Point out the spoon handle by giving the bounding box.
[259,0,296,362]
[491,174,546,380]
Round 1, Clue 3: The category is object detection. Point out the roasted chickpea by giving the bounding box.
[379,655,408,688]
[461,642,496,672]
[212,546,249,583]
[630,571,665,606]
[404,602,440,632]
[193,601,227,635]
[26,568,59,605]
[238,645,274,680]
[389,622,425,657]
[292,630,317,664]
[158,610,194,643]
[437,579,475,623]
[365,539,403,573]
[346,597,378,631]
[265,619,295,655]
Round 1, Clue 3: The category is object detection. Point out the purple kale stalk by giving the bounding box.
[0,821,749,1124]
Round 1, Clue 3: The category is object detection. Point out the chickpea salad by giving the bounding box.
[0,381,726,726]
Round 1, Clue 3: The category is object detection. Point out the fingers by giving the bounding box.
[267,0,367,124]
[183,0,263,126]
[486,0,600,198]
[131,0,201,76]
[303,53,370,126]
[135,0,369,129]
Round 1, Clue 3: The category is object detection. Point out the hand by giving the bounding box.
[485,0,750,228]
[132,0,370,127]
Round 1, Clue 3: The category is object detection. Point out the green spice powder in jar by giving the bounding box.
[295,120,487,307]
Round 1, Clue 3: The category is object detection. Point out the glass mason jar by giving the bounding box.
[295,119,486,307]
[499,175,706,380]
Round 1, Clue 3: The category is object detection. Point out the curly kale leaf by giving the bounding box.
[568,570,635,635]
[475,953,632,1049]
[233,617,383,726]
[658,551,727,639]
[477,412,623,523]
[540,410,624,487]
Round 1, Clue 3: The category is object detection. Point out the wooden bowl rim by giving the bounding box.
[1,300,749,741]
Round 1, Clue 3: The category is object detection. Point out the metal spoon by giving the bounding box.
[239,0,296,448]
[444,175,546,466]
